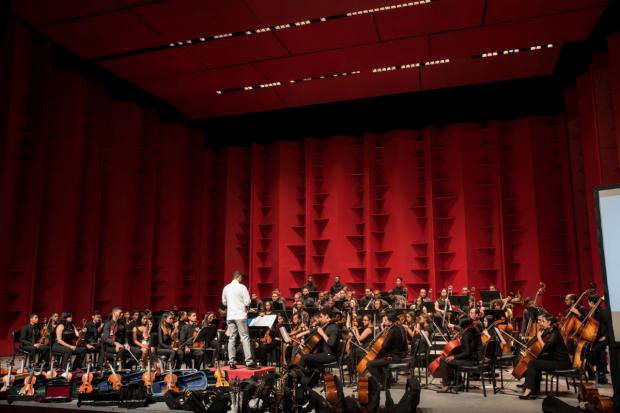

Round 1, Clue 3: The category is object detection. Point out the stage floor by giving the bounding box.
[0,365,613,412]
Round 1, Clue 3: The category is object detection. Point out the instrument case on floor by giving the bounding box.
[39,378,73,403]
[151,371,211,401]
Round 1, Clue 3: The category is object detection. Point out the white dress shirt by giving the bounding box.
[222,279,251,320]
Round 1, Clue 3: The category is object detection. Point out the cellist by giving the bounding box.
[366,312,408,390]
[436,316,482,394]
[586,294,610,384]
[519,312,570,400]
[298,309,340,372]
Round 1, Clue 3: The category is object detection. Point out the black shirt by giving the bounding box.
[453,327,482,362]
[379,325,408,359]
[180,323,198,345]
[102,320,118,347]
[541,328,570,363]
[320,323,340,356]
[592,307,610,341]
[20,324,39,347]
[564,305,587,321]
[360,295,373,309]
[392,286,408,298]
[302,282,317,292]
[329,282,344,296]
[158,324,174,349]
[84,321,101,344]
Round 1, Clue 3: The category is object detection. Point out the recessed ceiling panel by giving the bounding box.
[132,0,260,42]
[10,0,126,26]
[375,0,485,40]
[184,33,289,70]
[40,11,165,59]
[136,65,269,100]
[430,7,605,59]
[485,0,608,24]
[255,36,428,82]
[273,15,379,54]
[421,48,560,90]
[100,48,205,81]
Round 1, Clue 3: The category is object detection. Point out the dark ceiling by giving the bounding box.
[10,0,608,120]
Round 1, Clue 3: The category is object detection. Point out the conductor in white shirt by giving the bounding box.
[221,271,257,369]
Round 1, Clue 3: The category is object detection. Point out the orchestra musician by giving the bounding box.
[180,311,205,369]
[20,314,50,367]
[301,275,317,292]
[329,276,345,296]
[360,288,374,309]
[436,316,482,393]
[366,312,408,390]
[131,313,152,361]
[84,311,103,357]
[519,312,570,399]
[249,292,264,313]
[392,277,408,299]
[52,312,87,370]
[351,314,374,365]
[586,294,610,384]
[298,309,340,372]
[564,294,587,320]
[301,287,315,307]
[256,313,286,365]
[157,312,182,368]
[100,307,128,369]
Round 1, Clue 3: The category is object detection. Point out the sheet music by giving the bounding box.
[279,326,291,343]
[249,314,277,328]
[494,327,507,345]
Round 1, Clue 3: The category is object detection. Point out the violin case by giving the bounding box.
[40,377,73,403]
[151,371,211,401]
[6,375,48,404]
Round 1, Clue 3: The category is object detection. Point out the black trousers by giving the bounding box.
[438,358,477,386]
[589,340,608,376]
[367,358,391,386]
[524,359,571,393]
[256,342,277,365]
[52,343,87,369]
[299,352,336,371]
[21,344,50,365]
[157,348,183,368]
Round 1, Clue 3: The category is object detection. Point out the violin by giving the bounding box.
[142,359,155,390]
[163,369,180,394]
[43,359,57,380]
[76,319,88,347]
[214,355,230,388]
[18,368,36,396]
[0,363,14,393]
[61,362,72,382]
[39,318,50,345]
[79,363,94,394]
[107,363,122,391]
[261,328,273,345]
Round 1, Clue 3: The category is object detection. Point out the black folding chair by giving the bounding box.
[455,339,498,397]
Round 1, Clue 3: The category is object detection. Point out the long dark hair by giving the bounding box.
[59,312,73,326]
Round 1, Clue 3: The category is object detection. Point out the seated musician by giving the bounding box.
[100,307,132,369]
[180,311,205,369]
[392,277,408,300]
[316,291,328,309]
[53,312,87,370]
[20,314,50,367]
[271,290,286,311]
[519,312,570,399]
[157,311,182,369]
[249,292,264,314]
[301,275,317,292]
[289,312,309,347]
[404,312,430,355]
[84,311,103,357]
[131,313,152,360]
[586,294,610,384]
[299,309,340,373]
[329,275,345,296]
[387,290,406,309]
[367,313,408,389]
[360,288,374,309]
[372,297,385,313]
[482,315,501,342]
[351,314,374,366]
[520,297,538,337]
[293,300,310,325]
[260,300,274,316]
[256,314,286,365]
[437,316,482,393]
[564,294,587,320]
[301,287,315,307]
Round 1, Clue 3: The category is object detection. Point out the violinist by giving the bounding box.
[519,312,570,399]
[434,288,451,322]
[351,314,374,365]
[84,311,103,349]
[100,307,129,369]
[367,313,408,390]
[20,314,50,367]
[392,277,408,300]
[293,300,310,325]
[360,288,374,309]
[157,312,182,369]
[131,313,152,361]
[586,294,610,384]
[53,312,87,370]
[482,315,501,342]
[299,309,340,372]
[564,294,587,320]
[249,292,264,313]
[301,287,315,307]
[180,311,205,369]
[256,313,286,365]
[436,317,482,394]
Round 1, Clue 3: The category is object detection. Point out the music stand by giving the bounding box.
[449,295,469,309]
[309,291,320,299]
[480,290,501,303]
[484,309,507,322]
[423,302,435,314]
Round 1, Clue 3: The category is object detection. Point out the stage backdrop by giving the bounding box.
[1,18,619,354]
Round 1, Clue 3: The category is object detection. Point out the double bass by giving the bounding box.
[560,283,595,343]
[523,282,545,339]
[570,296,603,369]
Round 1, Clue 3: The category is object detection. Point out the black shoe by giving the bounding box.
[228,362,237,370]
[516,383,525,388]
[598,377,608,385]
[246,363,258,370]
[518,394,537,400]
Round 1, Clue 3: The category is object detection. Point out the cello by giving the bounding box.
[427,326,472,378]
[291,328,323,365]
[512,327,552,379]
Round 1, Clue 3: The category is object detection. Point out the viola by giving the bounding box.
[79,364,93,394]
[214,359,229,388]
[19,369,37,396]
[163,369,180,394]
[107,363,122,391]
